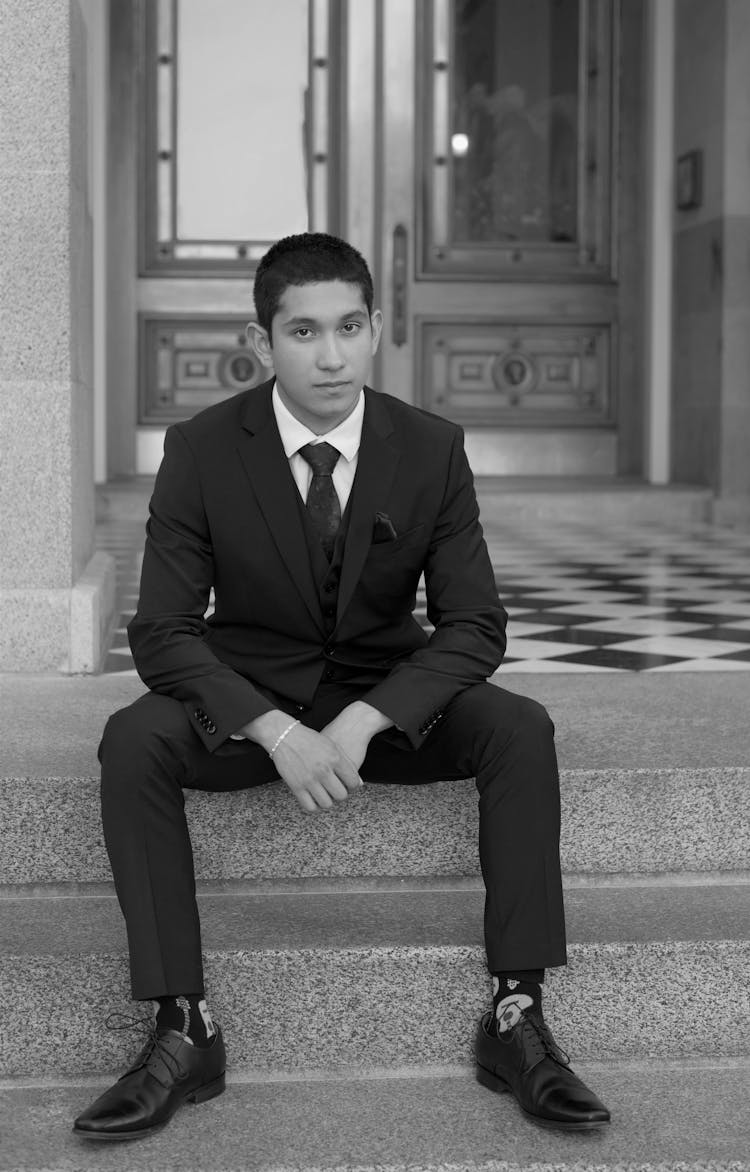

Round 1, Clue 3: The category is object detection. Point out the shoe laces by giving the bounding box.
[520,1013,570,1069]
[493,1010,570,1071]
[106,1011,188,1084]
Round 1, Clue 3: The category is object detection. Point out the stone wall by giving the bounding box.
[0,0,113,670]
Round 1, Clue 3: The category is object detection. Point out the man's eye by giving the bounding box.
[341,322,360,334]
[295,328,313,338]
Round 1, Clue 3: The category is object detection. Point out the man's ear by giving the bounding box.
[370,308,384,355]
[246,320,274,369]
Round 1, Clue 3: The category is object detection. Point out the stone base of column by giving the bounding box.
[713,495,750,530]
[0,552,116,673]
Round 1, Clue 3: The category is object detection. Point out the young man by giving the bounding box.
[74,233,609,1140]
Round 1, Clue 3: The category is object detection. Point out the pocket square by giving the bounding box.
[373,511,398,543]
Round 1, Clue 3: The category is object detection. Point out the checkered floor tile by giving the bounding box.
[97,516,750,675]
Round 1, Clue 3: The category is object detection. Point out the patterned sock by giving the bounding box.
[489,970,544,1036]
[154,994,216,1047]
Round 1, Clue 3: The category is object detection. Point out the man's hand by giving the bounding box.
[321,701,394,771]
[238,710,363,813]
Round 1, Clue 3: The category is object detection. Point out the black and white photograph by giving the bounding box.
[1,1,748,1169]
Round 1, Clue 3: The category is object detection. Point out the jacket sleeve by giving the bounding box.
[127,425,275,750]
[361,428,507,747]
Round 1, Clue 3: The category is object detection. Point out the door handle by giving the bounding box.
[392,224,408,347]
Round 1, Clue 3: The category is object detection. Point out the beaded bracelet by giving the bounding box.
[268,719,300,758]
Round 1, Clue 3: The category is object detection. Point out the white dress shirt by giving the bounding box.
[272,383,364,512]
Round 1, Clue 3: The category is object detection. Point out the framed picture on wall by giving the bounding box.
[676,150,703,211]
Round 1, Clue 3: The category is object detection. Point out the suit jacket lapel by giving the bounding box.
[236,383,324,632]
[337,388,399,623]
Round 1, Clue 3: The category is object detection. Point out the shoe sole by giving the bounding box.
[72,1072,226,1142]
[476,1063,610,1131]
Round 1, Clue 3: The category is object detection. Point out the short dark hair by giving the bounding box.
[253,232,374,337]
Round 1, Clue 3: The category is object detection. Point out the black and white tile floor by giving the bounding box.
[97,517,750,675]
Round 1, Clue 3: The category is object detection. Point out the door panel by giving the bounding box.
[131,0,341,469]
[368,0,630,476]
[140,0,338,275]
[421,0,614,278]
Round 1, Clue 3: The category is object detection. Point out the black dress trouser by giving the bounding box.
[99,680,567,1000]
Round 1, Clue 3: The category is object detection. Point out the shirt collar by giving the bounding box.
[272,382,364,463]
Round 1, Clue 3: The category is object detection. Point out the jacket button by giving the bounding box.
[206,723,217,735]
[324,644,335,656]
[324,582,336,594]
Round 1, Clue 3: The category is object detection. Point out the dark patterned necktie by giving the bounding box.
[298,442,342,559]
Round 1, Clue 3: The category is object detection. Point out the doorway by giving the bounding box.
[106,0,644,479]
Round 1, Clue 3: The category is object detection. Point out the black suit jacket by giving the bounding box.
[128,380,507,751]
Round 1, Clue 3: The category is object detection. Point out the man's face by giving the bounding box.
[251,280,383,433]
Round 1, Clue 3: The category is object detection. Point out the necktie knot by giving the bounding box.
[298,442,340,476]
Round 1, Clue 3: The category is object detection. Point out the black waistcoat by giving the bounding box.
[295,492,352,640]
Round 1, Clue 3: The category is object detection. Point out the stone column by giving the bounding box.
[0,0,114,670]
[672,0,750,524]
[671,0,727,496]
[716,0,750,524]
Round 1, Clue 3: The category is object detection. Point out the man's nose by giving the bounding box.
[317,334,345,369]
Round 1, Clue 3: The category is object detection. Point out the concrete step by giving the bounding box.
[96,475,716,526]
[95,476,154,522]
[3,766,749,887]
[2,1060,748,1172]
[5,672,748,780]
[2,673,749,886]
[2,883,749,1079]
[476,478,714,525]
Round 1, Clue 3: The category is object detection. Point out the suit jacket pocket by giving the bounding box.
[360,523,426,611]
[366,523,425,557]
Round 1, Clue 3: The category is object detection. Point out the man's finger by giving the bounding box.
[333,756,364,792]
[308,782,335,811]
[320,773,350,802]
[292,787,318,814]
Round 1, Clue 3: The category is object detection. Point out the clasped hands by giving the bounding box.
[239,701,393,813]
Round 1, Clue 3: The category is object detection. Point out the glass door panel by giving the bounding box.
[141,0,338,275]
[175,0,310,245]
[421,0,614,277]
[452,0,579,246]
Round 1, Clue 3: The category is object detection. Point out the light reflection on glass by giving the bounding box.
[451,132,470,156]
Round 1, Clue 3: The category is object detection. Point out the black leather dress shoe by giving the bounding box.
[73,1025,226,1141]
[475,1011,610,1131]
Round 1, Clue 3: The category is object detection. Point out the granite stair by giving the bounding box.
[96,476,716,527]
[0,670,748,1170]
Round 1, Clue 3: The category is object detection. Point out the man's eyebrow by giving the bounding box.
[282,309,368,328]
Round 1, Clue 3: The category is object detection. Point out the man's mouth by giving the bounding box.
[316,381,349,388]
